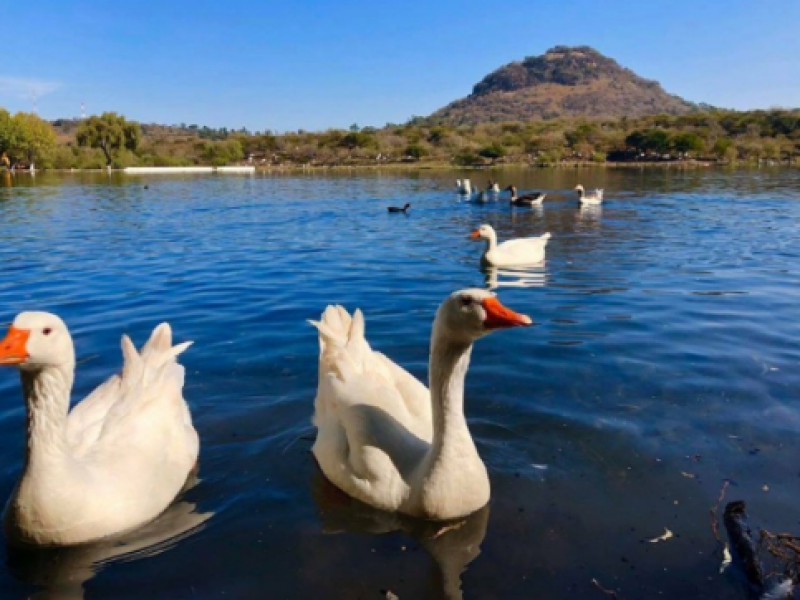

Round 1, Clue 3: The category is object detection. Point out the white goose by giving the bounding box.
[470,224,550,266]
[0,312,198,546]
[456,179,472,195]
[310,289,531,520]
[574,184,603,205]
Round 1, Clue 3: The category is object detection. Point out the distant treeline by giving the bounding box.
[2,108,799,170]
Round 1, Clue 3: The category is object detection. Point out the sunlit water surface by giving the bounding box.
[1,167,799,599]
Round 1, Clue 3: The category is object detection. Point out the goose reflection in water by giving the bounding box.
[7,496,212,600]
[577,204,602,226]
[510,204,544,220]
[483,265,548,290]
[312,469,489,600]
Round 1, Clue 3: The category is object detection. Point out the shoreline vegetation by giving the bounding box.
[2,161,744,175]
[1,107,799,172]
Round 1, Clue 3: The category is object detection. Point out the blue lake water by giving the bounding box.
[0,167,799,599]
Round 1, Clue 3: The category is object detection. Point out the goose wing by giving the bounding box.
[67,324,197,467]
[310,306,431,441]
[496,233,551,256]
[310,306,430,508]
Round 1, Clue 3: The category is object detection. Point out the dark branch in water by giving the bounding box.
[724,501,765,589]
[722,500,800,599]
[591,578,625,600]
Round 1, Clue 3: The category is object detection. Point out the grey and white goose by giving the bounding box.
[505,185,546,206]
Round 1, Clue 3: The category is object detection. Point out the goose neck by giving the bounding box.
[428,326,474,458]
[20,363,73,467]
[483,231,497,252]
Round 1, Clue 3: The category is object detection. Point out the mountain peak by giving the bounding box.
[428,46,697,125]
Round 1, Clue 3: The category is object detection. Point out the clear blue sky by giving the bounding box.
[2,0,798,132]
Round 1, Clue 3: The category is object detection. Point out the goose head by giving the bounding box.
[469,224,496,242]
[435,289,531,344]
[0,312,74,372]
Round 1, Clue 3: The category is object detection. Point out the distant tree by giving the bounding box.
[565,123,597,147]
[672,131,705,155]
[624,130,646,151]
[76,112,141,166]
[339,131,375,150]
[349,123,360,132]
[712,138,734,160]
[0,109,24,165]
[625,129,671,154]
[427,127,447,145]
[404,144,427,160]
[202,139,244,166]
[13,113,57,165]
[453,149,479,165]
[478,143,506,161]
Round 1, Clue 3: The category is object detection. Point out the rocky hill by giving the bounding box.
[426,46,700,125]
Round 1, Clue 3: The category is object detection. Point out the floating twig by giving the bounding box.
[710,479,730,545]
[591,578,623,600]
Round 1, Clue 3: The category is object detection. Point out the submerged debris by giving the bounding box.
[710,479,731,544]
[724,501,764,588]
[591,578,624,599]
[759,530,800,587]
[647,528,674,544]
[720,544,732,574]
[722,500,800,599]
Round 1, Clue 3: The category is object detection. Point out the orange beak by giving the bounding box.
[0,327,30,365]
[482,297,532,330]
[469,229,481,239]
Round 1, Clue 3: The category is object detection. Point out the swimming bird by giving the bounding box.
[456,179,472,195]
[487,180,501,193]
[388,203,410,213]
[470,224,550,266]
[310,289,531,520]
[574,184,603,205]
[505,185,546,206]
[0,313,198,546]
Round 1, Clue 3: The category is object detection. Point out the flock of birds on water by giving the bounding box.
[389,178,603,267]
[0,177,603,551]
[389,178,603,213]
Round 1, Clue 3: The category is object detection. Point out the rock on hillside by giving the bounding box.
[427,46,699,124]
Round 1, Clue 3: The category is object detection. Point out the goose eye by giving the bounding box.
[43,328,52,336]
[460,296,473,306]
